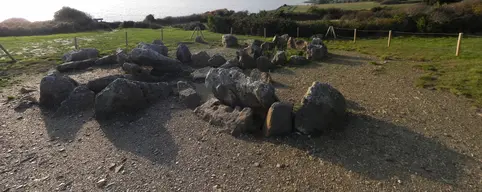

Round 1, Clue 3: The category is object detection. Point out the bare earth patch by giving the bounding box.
[0,50,481,191]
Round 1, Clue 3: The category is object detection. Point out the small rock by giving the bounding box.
[115,164,124,173]
[179,88,201,110]
[58,148,65,152]
[253,162,260,167]
[57,182,67,191]
[96,178,107,188]
[276,163,285,168]
[289,55,309,66]
[19,87,35,94]
[108,163,116,170]
[16,116,23,120]
[256,56,274,72]
[208,54,227,67]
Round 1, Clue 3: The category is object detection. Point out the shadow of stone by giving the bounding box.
[96,100,178,165]
[272,81,292,89]
[324,53,371,66]
[346,100,366,112]
[41,108,93,142]
[241,112,476,185]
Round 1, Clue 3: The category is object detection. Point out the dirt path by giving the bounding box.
[0,50,481,191]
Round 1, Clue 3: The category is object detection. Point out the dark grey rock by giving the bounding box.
[177,81,192,93]
[137,42,168,56]
[14,95,37,112]
[94,54,117,66]
[256,56,274,72]
[116,48,128,65]
[261,42,275,52]
[238,50,256,69]
[39,74,78,109]
[55,85,95,115]
[129,48,183,73]
[222,34,238,48]
[86,75,125,93]
[289,55,309,66]
[62,48,99,62]
[263,102,293,137]
[122,63,162,82]
[250,69,271,84]
[208,54,227,67]
[191,67,212,82]
[179,88,201,109]
[294,82,347,135]
[191,51,210,68]
[219,59,239,69]
[152,39,164,45]
[176,43,192,63]
[307,44,328,61]
[57,59,96,72]
[271,51,287,66]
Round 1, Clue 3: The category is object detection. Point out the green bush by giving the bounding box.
[54,7,93,26]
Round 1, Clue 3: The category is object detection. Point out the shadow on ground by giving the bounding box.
[41,100,178,165]
[243,101,475,185]
[324,53,372,66]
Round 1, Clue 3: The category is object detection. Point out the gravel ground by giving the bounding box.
[0,50,481,191]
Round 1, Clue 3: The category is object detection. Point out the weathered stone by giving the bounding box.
[261,42,275,52]
[208,54,227,67]
[311,37,323,45]
[95,78,170,119]
[191,67,212,82]
[177,81,193,93]
[256,56,274,72]
[251,40,263,49]
[94,54,117,66]
[222,34,238,48]
[289,55,309,66]
[56,59,96,72]
[307,44,328,61]
[86,75,125,93]
[129,48,183,73]
[205,68,278,115]
[194,98,255,137]
[252,45,262,60]
[137,42,168,56]
[238,50,256,69]
[263,102,293,137]
[191,51,210,68]
[219,59,239,69]
[294,82,347,135]
[122,63,162,82]
[62,48,99,62]
[250,69,272,84]
[116,48,128,65]
[273,35,288,50]
[152,39,164,45]
[176,43,192,63]
[39,74,78,109]
[179,88,201,109]
[271,51,287,66]
[55,85,95,115]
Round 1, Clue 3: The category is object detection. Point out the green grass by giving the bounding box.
[294,1,419,12]
[326,36,482,106]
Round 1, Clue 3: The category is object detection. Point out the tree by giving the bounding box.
[144,14,155,23]
[54,7,93,25]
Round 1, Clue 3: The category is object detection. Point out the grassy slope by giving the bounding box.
[0,28,480,106]
[327,36,482,106]
[294,2,419,11]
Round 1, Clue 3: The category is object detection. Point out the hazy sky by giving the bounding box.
[0,0,302,22]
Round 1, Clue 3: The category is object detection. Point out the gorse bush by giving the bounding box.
[54,7,93,26]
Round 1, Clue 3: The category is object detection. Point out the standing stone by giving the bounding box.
[222,34,238,48]
[271,51,287,66]
[179,88,202,109]
[62,48,99,62]
[294,82,346,135]
[261,42,275,52]
[39,74,78,109]
[307,44,328,61]
[263,102,293,137]
[238,50,256,69]
[289,55,309,66]
[55,85,95,115]
[256,56,274,72]
[191,51,210,68]
[208,54,227,67]
[57,59,96,72]
[176,43,192,63]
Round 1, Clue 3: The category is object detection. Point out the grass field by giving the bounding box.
[291,1,420,12]
[0,28,481,106]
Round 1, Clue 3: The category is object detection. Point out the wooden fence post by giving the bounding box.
[353,29,357,43]
[161,28,164,41]
[297,27,300,38]
[456,33,463,56]
[387,30,392,47]
[74,37,78,49]
[264,28,266,38]
[125,31,128,49]
[230,27,233,35]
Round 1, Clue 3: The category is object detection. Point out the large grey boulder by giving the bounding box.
[256,56,274,72]
[205,68,278,116]
[86,75,125,93]
[55,85,95,115]
[62,48,99,62]
[57,59,96,72]
[191,51,210,68]
[250,69,272,84]
[191,67,212,82]
[39,74,79,109]
[129,48,183,73]
[94,54,117,66]
[194,98,255,137]
[95,78,170,119]
[289,55,309,66]
[238,50,256,69]
[272,35,288,50]
[222,34,238,48]
[176,43,192,63]
[294,82,347,135]
[208,54,227,67]
[271,51,287,66]
[179,88,201,109]
[137,42,168,56]
[307,44,328,61]
[219,59,239,69]
[263,102,293,137]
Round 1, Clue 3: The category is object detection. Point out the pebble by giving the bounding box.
[16,116,23,120]
[115,164,124,173]
[58,148,65,152]
[276,163,285,168]
[253,162,260,167]
[97,178,107,188]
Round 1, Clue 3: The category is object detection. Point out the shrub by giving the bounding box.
[54,7,93,26]
[171,22,206,30]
